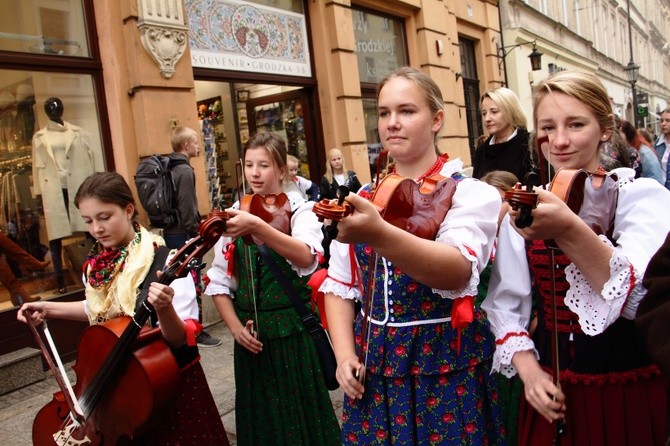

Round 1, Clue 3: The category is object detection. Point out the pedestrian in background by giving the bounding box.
[473,87,534,183]
[319,148,362,199]
[286,154,319,201]
[620,119,664,183]
[165,126,221,348]
[654,107,670,190]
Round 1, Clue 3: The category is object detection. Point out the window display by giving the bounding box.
[0,0,90,57]
[0,70,105,309]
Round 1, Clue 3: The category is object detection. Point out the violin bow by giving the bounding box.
[21,298,85,425]
[537,134,567,440]
[236,158,260,337]
[355,151,393,383]
[356,251,378,384]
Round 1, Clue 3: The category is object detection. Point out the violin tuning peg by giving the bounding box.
[336,186,350,204]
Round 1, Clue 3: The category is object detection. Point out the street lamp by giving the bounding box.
[625,0,640,127]
[497,39,543,83]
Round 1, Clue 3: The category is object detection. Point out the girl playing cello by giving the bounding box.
[204,131,340,446]
[17,172,229,445]
[320,67,506,444]
[482,71,670,445]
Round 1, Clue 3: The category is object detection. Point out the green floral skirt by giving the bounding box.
[234,329,341,446]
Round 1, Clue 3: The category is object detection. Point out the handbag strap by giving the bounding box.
[135,245,172,327]
[256,244,322,331]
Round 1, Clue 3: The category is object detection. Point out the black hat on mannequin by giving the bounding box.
[44,97,64,125]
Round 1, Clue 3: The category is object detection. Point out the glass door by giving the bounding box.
[247,89,317,181]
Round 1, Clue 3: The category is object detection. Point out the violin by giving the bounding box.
[30,215,228,446]
[313,172,457,240]
[504,165,617,441]
[238,192,292,245]
[505,169,588,229]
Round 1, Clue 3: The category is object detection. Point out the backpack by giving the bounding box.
[134,155,188,228]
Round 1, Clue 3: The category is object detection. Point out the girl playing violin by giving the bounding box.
[17,172,229,445]
[482,71,670,445]
[319,66,506,444]
[204,131,340,446]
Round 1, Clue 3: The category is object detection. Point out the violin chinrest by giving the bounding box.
[241,193,292,245]
[374,174,458,240]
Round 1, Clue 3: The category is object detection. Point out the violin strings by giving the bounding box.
[239,158,261,336]
[364,256,380,369]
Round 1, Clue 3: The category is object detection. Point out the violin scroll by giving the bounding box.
[313,187,352,239]
[504,183,538,229]
[313,188,353,222]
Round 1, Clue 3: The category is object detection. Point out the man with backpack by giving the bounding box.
[162,126,201,247]
[168,126,221,348]
[135,126,221,348]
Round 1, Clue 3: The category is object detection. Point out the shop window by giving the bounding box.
[0,0,90,57]
[352,6,408,86]
[0,69,105,309]
[353,7,407,178]
[362,98,382,178]
[458,37,483,160]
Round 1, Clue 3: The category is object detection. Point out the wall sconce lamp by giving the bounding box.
[497,39,543,72]
[455,72,462,82]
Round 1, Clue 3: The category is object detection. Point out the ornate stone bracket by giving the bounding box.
[137,0,188,79]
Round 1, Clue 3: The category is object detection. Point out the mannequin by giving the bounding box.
[32,97,99,293]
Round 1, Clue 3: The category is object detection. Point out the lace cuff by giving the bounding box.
[432,239,480,299]
[319,277,362,301]
[204,284,232,298]
[493,332,538,378]
[289,248,320,277]
[565,235,635,336]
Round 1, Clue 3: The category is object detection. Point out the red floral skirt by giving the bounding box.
[518,365,667,446]
[139,361,230,446]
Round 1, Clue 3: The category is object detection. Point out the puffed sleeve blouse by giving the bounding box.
[319,158,501,302]
[205,191,324,298]
[482,168,670,377]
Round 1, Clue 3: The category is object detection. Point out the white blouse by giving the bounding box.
[319,158,501,303]
[482,168,670,378]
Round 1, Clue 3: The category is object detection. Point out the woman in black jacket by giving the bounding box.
[319,148,362,199]
[473,87,533,183]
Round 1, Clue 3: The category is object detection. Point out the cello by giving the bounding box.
[30,215,228,445]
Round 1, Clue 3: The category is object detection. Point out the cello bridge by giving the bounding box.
[53,418,91,445]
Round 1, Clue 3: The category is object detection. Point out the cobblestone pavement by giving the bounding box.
[0,321,344,445]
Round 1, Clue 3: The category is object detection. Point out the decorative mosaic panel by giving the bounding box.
[186,0,311,77]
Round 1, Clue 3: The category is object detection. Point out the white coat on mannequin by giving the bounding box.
[32,120,102,240]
